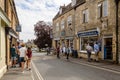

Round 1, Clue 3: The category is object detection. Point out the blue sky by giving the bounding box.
[14,0,71,42]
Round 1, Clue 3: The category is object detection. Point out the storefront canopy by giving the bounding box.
[77,30,99,37]
[5,27,18,39]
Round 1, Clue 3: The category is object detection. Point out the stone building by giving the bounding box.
[0,0,20,78]
[53,0,85,49]
[53,0,120,63]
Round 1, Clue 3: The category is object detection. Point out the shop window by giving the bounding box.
[80,36,98,51]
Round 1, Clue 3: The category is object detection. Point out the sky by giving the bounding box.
[14,0,71,42]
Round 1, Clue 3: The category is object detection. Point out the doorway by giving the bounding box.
[104,38,112,60]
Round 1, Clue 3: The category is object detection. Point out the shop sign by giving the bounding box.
[16,25,22,32]
[78,30,98,37]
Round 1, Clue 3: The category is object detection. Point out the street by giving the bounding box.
[31,52,120,80]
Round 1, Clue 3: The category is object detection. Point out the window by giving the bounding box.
[56,23,59,31]
[80,36,98,51]
[103,0,108,17]
[98,0,108,18]
[83,9,89,23]
[67,16,72,27]
[61,20,65,29]
[98,4,102,18]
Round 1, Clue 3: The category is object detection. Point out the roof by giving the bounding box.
[53,0,86,20]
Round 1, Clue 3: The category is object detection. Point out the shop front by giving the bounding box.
[65,37,74,47]
[5,27,18,67]
[53,38,60,48]
[77,29,100,59]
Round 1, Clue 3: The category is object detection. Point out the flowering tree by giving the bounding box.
[34,21,52,49]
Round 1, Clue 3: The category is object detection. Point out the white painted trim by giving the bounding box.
[79,50,95,54]
[103,36,112,38]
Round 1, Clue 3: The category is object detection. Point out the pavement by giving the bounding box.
[62,56,120,74]
[1,53,120,80]
[0,65,33,80]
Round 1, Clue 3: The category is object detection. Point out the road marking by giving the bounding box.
[31,61,44,80]
[31,71,35,80]
[70,60,120,74]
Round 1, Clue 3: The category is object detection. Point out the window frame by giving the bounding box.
[67,15,72,27]
[82,9,89,23]
[56,22,59,31]
[97,0,108,18]
[61,20,65,30]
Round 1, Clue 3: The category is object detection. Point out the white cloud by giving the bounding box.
[14,0,71,42]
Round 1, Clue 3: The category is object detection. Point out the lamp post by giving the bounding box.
[114,0,119,64]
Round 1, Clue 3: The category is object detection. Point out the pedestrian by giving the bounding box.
[16,42,21,67]
[56,44,60,59]
[86,43,93,62]
[46,47,49,55]
[94,42,100,62]
[63,46,66,56]
[18,43,27,73]
[10,44,17,68]
[66,45,70,60]
[26,47,32,70]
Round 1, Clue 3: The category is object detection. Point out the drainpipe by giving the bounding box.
[115,0,119,64]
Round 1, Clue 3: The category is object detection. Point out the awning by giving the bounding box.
[5,27,18,39]
[54,38,60,40]
[77,29,99,37]
[65,37,73,40]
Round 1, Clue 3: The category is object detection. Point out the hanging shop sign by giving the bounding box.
[16,24,22,32]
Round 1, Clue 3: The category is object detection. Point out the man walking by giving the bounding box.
[94,42,100,62]
[66,45,70,60]
[56,44,60,59]
[86,43,93,62]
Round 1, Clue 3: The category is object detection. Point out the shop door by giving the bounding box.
[104,38,112,60]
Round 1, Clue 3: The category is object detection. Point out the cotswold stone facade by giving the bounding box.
[53,0,120,63]
[53,0,85,50]
[118,1,120,63]
[0,0,19,78]
[75,0,117,61]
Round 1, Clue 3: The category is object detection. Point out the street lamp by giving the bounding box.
[114,0,119,64]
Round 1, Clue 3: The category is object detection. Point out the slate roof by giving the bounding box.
[53,0,86,20]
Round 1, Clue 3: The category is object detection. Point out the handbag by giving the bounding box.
[24,56,28,61]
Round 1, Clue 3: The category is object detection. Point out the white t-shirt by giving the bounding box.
[19,47,27,57]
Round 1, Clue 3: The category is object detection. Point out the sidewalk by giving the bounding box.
[62,56,120,73]
[1,65,33,80]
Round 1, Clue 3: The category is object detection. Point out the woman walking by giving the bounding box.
[26,47,32,70]
[19,43,27,73]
